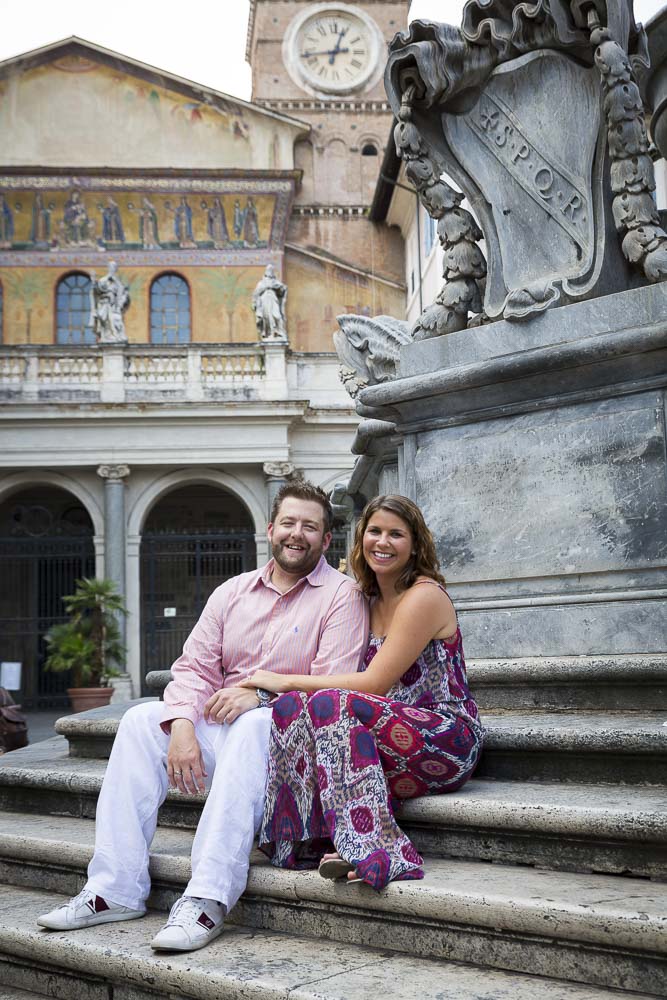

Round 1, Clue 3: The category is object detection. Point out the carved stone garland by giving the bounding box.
[394,86,488,339]
[588,8,667,281]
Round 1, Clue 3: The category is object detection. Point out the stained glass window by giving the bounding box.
[150,273,191,344]
[56,273,95,345]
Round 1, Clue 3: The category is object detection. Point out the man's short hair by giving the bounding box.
[270,480,334,534]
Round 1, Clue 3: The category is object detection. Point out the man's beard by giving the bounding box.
[271,539,323,576]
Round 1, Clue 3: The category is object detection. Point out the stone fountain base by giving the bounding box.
[358,283,667,660]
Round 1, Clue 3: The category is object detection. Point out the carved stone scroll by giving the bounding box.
[333,314,412,399]
[385,0,661,327]
[587,12,667,282]
[394,87,487,338]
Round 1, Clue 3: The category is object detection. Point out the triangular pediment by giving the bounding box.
[0,37,309,170]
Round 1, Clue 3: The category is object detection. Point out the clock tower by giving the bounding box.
[246,0,409,288]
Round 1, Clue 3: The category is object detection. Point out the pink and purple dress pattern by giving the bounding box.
[259,625,484,890]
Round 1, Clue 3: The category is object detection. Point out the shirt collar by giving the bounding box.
[256,554,328,591]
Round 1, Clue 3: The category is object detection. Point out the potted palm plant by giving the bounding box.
[44,578,127,713]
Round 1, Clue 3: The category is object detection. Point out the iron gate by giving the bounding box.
[0,536,95,709]
[140,530,256,689]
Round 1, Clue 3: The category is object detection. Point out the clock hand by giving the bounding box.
[329,28,348,64]
[300,47,350,59]
[301,48,343,58]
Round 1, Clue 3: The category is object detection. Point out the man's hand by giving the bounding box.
[241,669,292,694]
[204,687,260,725]
[167,719,207,795]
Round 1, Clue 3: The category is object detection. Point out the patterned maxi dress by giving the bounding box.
[259,616,484,890]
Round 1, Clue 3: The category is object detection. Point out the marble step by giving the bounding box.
[477,709,667,783]
[1,739,665,877]
[52,700,667,785]
[0,885,657,1000]
[146,655,667,712]
[0,825,666,995]
[0,990,54,1000]
[467,654,667,711]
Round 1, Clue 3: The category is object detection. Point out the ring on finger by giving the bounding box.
[174,769,183,776]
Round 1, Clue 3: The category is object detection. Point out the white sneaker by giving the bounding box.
[37,888,146,930]
[150,895,225,952]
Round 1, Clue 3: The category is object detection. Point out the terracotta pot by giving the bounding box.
[67,687,114,714]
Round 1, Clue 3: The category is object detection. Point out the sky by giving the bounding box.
[0,0,664,102]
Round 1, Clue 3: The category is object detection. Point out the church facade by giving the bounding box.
[0,1,408,707]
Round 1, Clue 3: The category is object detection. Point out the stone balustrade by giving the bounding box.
[0,342,280,403]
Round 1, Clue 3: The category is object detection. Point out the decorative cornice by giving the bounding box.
[256,99,392,114]
[292,205,368,217]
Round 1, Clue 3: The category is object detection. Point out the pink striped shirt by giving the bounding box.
[162,555,369,728]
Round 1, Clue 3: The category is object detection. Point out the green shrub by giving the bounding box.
[44,578,127,687]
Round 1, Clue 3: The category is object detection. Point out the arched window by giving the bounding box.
[56,273,95,345]
[361,143,378,156]
[150,273,191,344]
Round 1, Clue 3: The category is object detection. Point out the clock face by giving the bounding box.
[287,5,381,96]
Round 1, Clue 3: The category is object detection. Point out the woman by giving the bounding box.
[243,495,484,890]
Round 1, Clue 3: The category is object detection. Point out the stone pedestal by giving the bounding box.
[358,284,667,659]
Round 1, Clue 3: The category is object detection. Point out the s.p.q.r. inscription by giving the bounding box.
[466,93,591,252]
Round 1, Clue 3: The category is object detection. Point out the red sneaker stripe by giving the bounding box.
[197,912,215,930]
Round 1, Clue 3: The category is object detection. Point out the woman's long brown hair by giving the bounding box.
[349,495,446,598]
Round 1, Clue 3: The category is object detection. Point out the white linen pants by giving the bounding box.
[85,700,272,912]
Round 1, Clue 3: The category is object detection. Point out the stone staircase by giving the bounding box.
[0,654,665,1000]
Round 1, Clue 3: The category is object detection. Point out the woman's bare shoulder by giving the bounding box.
[398,579,451,612]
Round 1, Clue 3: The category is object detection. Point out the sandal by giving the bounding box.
[318,856,356,880]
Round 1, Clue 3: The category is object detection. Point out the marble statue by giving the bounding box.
[90,261,130,344]
[252,265,287,341]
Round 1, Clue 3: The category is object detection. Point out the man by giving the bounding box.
[38,481,368,952]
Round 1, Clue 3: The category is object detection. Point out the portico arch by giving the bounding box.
[135,472,262,691]
[0,470,103,536]
[125,469,268,694]
[0,481,97,708]
[128,468,265,537]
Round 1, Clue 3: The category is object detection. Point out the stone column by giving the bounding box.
[263,461,296,520]
[97,463,130,644]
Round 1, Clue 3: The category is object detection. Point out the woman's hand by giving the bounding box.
[167,719,207,795]
[241,669,292,694]
[204,687,261,725]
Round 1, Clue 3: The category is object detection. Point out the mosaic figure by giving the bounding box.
[90,261,130,344]
[62,189,94,244]
[138,197,160,249]
[102,196,125,243]
[0,194,15,246]
[206,197,229,247]
[243,196,260,246]
[174,196,195,246]
[252,264,287,341]
[30,193,51,245]
[233,198,244,240]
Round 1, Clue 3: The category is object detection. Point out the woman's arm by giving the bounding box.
[242,585,455,697]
